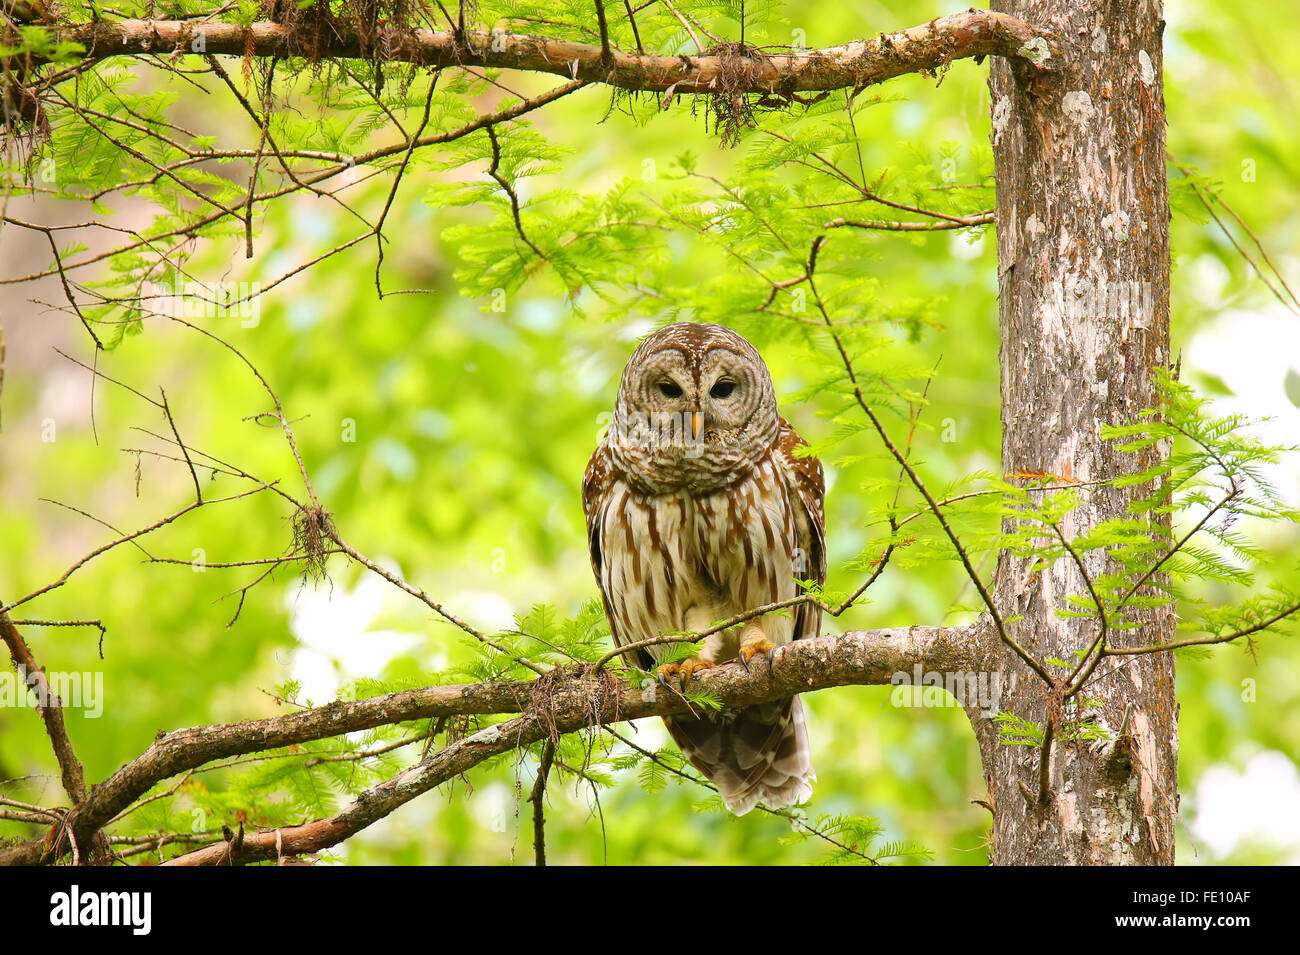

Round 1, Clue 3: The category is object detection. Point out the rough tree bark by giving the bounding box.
[971,0,1177,864]
[35,12,1050,93]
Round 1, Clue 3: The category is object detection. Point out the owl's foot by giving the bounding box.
[738,637,776,672]
[657,656,716,690]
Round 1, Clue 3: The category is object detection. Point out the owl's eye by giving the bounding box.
[658,381,684,399]
[709,380,736,399]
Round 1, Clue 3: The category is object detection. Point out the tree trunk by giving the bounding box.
[974,0,1178,864]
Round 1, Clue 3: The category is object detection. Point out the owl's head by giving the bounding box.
[609,323,780,490]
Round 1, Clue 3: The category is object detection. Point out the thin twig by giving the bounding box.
[529,740,555,866]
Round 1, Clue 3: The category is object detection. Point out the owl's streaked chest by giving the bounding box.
[598,453,799,652]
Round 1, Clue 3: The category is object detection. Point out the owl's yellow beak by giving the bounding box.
[690,410,706,440]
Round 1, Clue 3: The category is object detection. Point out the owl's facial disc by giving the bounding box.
[609,323,781,490]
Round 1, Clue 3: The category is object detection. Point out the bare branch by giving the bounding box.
[826,213,993,231]
[486,124,547,263]
[0,613,88,809]
[1103,600,1300,657]
[36,12,1055,94]
[530,740,555,866]
[0,485,273,616]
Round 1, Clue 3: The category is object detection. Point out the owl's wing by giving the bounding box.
[582,441,644,664]
[775,418,826,642]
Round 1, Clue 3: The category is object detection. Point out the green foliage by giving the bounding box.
[0,26,84,62]
[930,369,1300,661]
[511,599,609,665]
[994,713,1044,748]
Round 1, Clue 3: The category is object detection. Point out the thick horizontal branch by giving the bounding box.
[164,623,984,865]
[42,10,1054,94]
[0,623,983,865]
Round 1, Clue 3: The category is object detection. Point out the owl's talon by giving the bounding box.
[738,638,776,672]
[657,656,715,690]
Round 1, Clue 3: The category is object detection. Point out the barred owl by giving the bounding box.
[583,323,825,815]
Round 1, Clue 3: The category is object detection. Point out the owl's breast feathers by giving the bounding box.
[773,419,827,645]
[583,418,826,669]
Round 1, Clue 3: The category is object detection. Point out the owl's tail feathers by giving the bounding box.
[665,696,815,816]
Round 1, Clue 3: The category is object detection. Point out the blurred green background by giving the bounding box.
[1,0,1298,864]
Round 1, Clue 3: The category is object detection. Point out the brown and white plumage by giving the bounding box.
[583,323,825,815]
